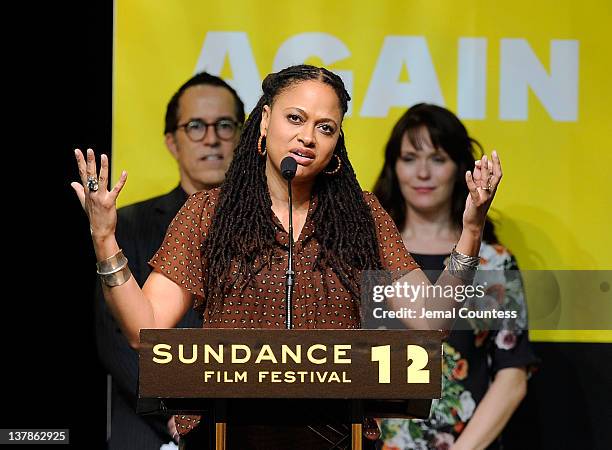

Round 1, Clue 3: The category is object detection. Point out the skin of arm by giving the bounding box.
[451,367,528,450]
[96,234,193,349]
[73,149,193,350]
[388,225,483,330]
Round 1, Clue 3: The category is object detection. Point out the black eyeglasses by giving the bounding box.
[177,118,241,141]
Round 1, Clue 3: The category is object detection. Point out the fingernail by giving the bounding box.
[492,150,497,157]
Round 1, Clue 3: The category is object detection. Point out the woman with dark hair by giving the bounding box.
[374,103,538,450]
[72,67,502,449]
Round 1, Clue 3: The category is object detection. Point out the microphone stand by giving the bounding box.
[285,177,295,330]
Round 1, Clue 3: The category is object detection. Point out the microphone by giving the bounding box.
[281,156,297,329]
[281,156,297,180]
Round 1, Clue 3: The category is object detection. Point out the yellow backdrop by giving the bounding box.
[113,0,612,342]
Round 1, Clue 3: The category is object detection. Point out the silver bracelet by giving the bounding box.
[446,245,479,281]
[96,250,132,287]
[97,250,128,274]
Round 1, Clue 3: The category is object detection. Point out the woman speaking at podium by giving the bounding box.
[71,65,502,449]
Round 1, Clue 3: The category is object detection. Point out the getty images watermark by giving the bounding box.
[370,281,518,320]
[359,270,612,331]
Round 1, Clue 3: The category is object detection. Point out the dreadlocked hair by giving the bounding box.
[202,65,384,314]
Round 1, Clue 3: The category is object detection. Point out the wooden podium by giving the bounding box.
[137,329,443,449]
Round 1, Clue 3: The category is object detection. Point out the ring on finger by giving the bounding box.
[87,175,99,192]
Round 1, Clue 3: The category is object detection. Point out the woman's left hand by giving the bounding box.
[462,151,502,234]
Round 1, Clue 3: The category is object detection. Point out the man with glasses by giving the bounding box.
[95,72,245,450]
[164,74,244,196]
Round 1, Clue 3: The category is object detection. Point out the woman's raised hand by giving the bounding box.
[71,148,128,243]
[463,150,503,234]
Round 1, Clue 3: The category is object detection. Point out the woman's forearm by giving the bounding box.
[423,225,483,328]
[94,234,157,349]
[452,367,527,450]
[455,225,483,257]
[391,226,483,330]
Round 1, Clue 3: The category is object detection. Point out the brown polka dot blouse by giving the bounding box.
[149,188,418,330]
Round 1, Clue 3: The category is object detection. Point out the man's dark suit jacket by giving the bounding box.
[95,186,203,450]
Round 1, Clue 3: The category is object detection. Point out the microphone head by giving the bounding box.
[281,156,298,180]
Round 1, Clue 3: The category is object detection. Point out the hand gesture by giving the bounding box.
[462,151,503,234]
[71,148,128,242]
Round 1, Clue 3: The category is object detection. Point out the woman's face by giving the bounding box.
[260,80,343,181]
[395,127,458,214]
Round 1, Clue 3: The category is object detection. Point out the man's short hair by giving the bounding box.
[164,72,246,134]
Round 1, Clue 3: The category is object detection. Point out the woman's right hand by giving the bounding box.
[71,148,128,244]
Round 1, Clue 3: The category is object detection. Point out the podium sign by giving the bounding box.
[139,329,442,400]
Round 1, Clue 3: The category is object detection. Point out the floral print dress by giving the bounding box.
[380,243,539,450]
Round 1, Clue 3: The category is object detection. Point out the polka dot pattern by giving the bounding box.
[149,189,418,331]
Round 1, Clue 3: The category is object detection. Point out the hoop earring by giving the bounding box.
[324,154,342,176]
[257,135,267,156]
